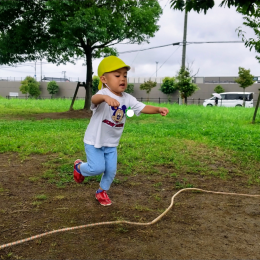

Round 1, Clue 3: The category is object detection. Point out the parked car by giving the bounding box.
[203,92,254,108]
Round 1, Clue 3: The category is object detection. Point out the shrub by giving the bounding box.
[160,77,177,102]
[92,75,99,95]
[140,80,157,101]
[214,85,225,93]
[20,76,41,98]
[125,83,134,94]
[47,81,59,98]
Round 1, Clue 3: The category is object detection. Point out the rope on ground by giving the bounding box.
[1,188,259,250]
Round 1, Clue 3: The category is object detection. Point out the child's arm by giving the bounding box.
[141,105,169,116]
[92,94,120,109]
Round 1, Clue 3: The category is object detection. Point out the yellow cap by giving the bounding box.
[97,56,130,90]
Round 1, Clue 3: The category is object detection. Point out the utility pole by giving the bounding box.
[181,9,188,70]
[179,8,188,105]
[156,62,158,78]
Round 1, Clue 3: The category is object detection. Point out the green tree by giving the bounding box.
[92,75,100,95]
[140,80,157,101]
[47,81,59,98]
[176,68,199,105]
[20,76,41,98]
[236,5,260,63]
[159,77,177,102]
[0,1,162,111]
[20,81,29,97]
[235,67,254,107]
[169,0,259,14]
[125,83,134,94]
[214,85,225,93]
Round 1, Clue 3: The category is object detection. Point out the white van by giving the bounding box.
[203,92,254,108]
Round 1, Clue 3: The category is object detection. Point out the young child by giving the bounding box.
[73,56,169,206]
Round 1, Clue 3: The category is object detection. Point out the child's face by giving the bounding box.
[100,67,128,96]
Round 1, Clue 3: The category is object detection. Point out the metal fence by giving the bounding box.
[137,97,203,105]
[5,95,203,105]
[4,95,259,107]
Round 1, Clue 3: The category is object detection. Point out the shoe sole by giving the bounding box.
[95,197,112,206]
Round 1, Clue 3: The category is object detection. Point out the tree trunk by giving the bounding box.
[185,96,187,105]
[84,50,93,110]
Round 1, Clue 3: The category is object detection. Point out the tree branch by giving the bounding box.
[92,39,122,49]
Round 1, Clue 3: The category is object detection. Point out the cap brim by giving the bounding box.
[106,65,131,73]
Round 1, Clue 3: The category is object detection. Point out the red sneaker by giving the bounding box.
[95,191,112,206]
[74,159,84,183]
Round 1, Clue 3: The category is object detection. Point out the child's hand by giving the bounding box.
[104,95,120,109]
[159,107,169,116]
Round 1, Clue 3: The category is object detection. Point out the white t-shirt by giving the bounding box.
[83,88,146,148]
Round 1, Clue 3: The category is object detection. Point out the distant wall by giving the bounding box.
[0,80,259,103]
[0,81,86,99]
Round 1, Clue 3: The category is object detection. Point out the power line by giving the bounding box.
[119,42,179,54]
[119,41,243,54]
[150,45,181,77]
[162,0,170,10]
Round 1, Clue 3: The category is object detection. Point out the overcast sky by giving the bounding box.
[0,0,259,81]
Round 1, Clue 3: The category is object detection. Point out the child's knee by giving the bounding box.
[91,165,105,175]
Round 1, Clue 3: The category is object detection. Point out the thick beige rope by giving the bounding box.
[1,188,259,250]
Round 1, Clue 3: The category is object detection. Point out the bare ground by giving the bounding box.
[0,111,260,259]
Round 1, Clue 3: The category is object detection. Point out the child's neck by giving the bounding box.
[104,85,123,97]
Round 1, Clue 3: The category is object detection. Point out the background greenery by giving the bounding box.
[0,99,259,187]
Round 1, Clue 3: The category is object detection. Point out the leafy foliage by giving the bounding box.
[160,77,177,102]
[20,76,41,98]
[236,5,260,63]
[169,0,259,14]
[20,81,29,96]
[92,76,100,95]
[214,85,225,93]
[140,80,157,101]
[176,68,199,105]
[47,81,59,98]
[0,1,162,109]
[125,83,134,94]
[235,67,254,89]
[235,67,254,106]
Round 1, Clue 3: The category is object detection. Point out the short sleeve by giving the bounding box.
[127,93,146,116]
[90,89,104,112]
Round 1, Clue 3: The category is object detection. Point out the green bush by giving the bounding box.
[160,77,177,102]
[140,80,157,101]
[214,85,225,93]
[125,83,134,94]
[20,76,41,98]
[47,81,59,98]
[92,75,99,95]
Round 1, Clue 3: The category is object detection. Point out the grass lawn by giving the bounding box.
[1,99,260,259]
[0,99,260,186]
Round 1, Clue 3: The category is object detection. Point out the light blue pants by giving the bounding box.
[80,143,117,190]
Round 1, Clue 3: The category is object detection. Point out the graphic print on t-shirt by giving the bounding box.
[102,105,127,128]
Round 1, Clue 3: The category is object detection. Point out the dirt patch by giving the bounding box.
[33,109,93,120]
[3,109,93,121]
[1,152,260,259]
